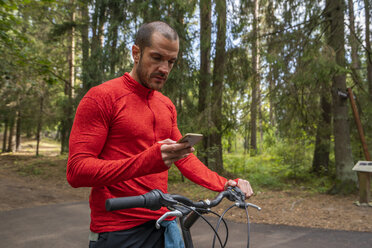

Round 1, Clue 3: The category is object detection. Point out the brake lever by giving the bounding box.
[237,202,261,211]
[147,189,178,210]
[155,210,183,229]
[227,186,246,202]
[159,191,179,207]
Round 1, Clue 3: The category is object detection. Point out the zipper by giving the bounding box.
[146,90,157,143]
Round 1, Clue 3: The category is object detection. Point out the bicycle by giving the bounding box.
[106,186,261,248]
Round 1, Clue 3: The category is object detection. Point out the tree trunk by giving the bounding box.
[7,116,15,152]
[89,0,106,88]
[363,0,372,99]
[348,0,362,85]
[244,122,250,154]
[259,87,263,151]
[348,0,360,69]
[266,2,276,127]
[15,109,21,151]
[250,0,260,155]
[312,88,332,174]
[61,0,76,154]
[108,0,123,77]
[69,0,75,98]
[227,135,232,153]
[2,119,8,152]
[80,0,90,96]
[325,0,357,193]
[175,7,186,112]
[269,68,276,126]
[209,0,226,174]
[198,0,212,166]
[36,95,44,156]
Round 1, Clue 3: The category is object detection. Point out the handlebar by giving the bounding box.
[106,187,261,248]
[106,189,178,211]
[106,186,260,212]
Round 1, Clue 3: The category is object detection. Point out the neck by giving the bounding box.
[129,69,138,83]
[129,68,150,89]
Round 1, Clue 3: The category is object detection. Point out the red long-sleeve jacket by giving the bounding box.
[67,73,228,233]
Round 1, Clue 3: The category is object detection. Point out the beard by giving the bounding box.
[136,57,167,91]
[136,57,149,89]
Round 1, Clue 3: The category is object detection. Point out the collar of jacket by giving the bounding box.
[122,72,155,98]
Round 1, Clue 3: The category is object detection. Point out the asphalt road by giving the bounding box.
[0,202,371,248]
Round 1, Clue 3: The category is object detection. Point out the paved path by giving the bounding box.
[0,202,371,248]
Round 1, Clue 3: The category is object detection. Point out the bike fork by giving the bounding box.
[180,211,200,248]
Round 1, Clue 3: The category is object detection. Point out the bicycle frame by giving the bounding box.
[179,211,200,248]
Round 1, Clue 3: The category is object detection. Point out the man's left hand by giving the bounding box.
[224,179,254,199]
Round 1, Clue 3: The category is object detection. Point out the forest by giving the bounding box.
[1,0,371,195]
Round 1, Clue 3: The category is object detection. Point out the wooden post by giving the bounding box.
[348,88,371,204]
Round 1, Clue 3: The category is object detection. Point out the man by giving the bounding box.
[67,21,253,248]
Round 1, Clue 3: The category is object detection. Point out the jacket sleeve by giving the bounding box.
[66,97,169,188]
[169,105,228,192]
[175,154,228,192]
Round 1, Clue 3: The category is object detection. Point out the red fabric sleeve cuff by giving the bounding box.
[153,142,169,171]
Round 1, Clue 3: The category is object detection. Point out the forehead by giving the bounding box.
[146,32,179,57]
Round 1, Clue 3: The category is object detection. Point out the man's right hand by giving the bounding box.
[159,139,195,167]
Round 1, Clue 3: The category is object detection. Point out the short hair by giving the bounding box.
[135,21,179,51]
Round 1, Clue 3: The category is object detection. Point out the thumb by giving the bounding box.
[224,179,237,190]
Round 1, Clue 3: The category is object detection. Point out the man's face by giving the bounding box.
[133,32,179,91]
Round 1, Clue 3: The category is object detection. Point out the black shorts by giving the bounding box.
[89,221,165,248]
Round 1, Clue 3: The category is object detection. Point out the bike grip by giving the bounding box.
[106,195,145,211]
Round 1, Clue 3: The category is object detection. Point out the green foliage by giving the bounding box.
[168,163,183,182]
[224,153,286,189]
[0,0,68,142]
[14,155,59,177]
[327,179,358,195]
[223,136,335,193]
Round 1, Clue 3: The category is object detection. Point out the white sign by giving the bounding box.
[352,161,372,173]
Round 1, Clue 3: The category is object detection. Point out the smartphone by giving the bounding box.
[177,133,203,146]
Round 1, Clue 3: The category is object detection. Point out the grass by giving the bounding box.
[222,152,335,193]
[166,150,337,200]
[16,159,59,177]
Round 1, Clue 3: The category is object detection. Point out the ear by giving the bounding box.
[132,45,140,63]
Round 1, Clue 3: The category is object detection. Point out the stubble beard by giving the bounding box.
[136,57,166,91]
[136,57,150,89]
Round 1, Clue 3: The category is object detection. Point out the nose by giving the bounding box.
[158,61,170,76]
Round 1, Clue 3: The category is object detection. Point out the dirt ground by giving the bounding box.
[0,139,371,233]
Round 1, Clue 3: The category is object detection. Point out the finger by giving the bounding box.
[162,146,194,159]
[246,185,254,198]
[224,179,236,190]
[179,146,195,154]
[162,148,192,163]
[161,144,194,155]
[161,143,191,152]
[245,187,253,199]
[227,179,237,187]
[158,139,176,144]
[237,179,254,199]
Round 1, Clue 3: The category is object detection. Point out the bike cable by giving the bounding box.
[211,202,251,248]
[212,203,236,248]
[178,203,225,247]
[208,210,229,247]
[244,203,250,248]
